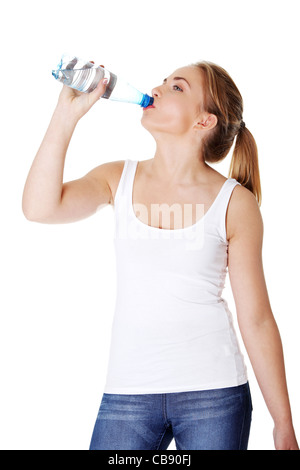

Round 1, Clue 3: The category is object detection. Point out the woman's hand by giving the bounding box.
[273,424,299,450]
[55,62,108,123]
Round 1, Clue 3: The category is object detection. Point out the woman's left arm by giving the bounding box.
[227,186,299,450]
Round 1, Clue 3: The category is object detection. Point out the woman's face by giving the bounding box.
[141,65,206,138]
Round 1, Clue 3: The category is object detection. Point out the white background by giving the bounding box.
[1,0,299,450]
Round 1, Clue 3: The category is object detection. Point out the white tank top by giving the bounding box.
[104,159,248,394]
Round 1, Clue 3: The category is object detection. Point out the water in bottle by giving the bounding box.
[52,55,154,108]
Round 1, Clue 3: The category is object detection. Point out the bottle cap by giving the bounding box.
[140,94,154,108]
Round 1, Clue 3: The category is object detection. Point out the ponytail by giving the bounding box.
[229,125,262,206]
[192,61,262,207]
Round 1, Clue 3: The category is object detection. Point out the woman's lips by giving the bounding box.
[143,105,155,110]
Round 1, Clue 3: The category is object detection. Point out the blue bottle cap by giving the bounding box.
[140,94,154,108]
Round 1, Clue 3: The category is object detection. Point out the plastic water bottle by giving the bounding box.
[52,55,154,108]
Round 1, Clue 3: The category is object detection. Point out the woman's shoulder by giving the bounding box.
[226,182,262,241]
[103,160,127,204]
[104,158,154,204]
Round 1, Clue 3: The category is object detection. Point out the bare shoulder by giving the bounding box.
[103,160,126,203]
[87,160,126,205]
[226,184,263,241]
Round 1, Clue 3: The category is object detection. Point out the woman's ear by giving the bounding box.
[194,114,218,131]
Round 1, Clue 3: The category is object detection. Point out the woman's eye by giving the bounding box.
[173,85,183,92]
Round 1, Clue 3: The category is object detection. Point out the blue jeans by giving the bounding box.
[89,382,252,450]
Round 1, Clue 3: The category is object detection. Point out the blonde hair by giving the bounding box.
[192,61,262,206]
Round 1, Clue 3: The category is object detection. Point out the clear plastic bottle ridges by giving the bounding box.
[52,55,154,108]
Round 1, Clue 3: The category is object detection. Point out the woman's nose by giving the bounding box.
[151,85,161,98]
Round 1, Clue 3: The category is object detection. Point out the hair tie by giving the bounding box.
[240,120,246,130]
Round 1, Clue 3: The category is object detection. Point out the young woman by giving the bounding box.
[22,61,298,450]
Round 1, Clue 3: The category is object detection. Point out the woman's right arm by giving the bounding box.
[22,75,111,224]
